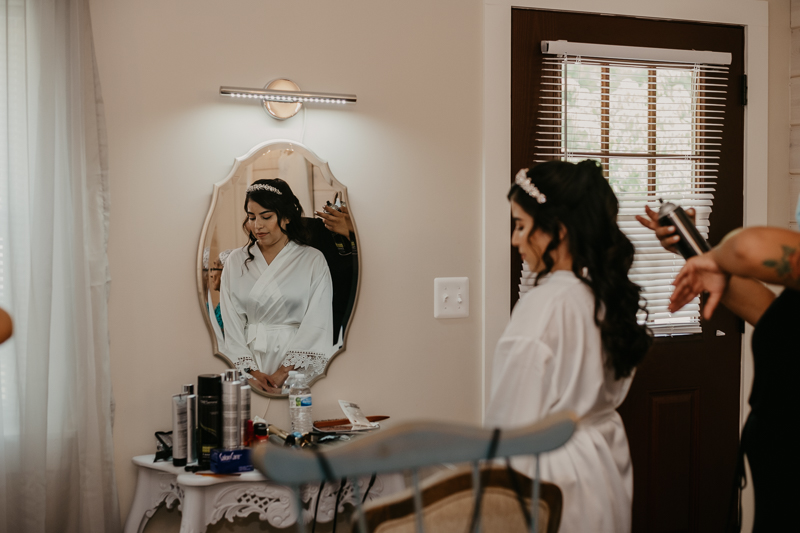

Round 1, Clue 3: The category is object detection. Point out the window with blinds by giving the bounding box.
[533,45,729,336]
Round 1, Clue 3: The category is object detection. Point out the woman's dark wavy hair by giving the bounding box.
[242,178,310,268]
[509,160,652,379]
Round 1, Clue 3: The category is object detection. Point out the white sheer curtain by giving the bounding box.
[0,0,121,532]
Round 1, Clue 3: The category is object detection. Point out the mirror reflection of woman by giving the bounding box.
[220,179,334,392]
[485,161,652,533]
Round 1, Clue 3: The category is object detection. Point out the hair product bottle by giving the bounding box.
[239,377,251,446]
[197,374,222,465]
[222,369,242,449]
[171,393,188,467]
[657,200,711,258]
[182,383,197,464]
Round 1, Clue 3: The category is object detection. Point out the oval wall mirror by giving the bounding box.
[197,140,359,398]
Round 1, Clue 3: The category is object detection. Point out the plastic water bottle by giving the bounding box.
[281,370,298,395]
[289,373,313,434]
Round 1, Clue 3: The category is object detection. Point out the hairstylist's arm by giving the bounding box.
[669,257,774,323]
[315,205,353,238]
[706,227,800,286]
[638,206,775,325]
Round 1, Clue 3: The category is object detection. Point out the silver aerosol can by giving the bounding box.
[171,393,187,467]
[222,369,242,449]
[238,372,251,445]
[657,199,711,259]
[182,384,197,464]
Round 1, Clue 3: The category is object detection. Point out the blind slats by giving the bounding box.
[521,52,727,336]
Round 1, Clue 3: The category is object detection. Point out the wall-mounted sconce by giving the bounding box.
[219,78,357,120]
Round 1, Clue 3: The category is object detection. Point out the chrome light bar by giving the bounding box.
[219,86,357,105]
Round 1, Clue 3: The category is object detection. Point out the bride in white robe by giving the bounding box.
[219,178,334,391]
[485,161,652,533]
[220,242,333,377]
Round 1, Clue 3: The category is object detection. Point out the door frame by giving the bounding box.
[482,0,767,523]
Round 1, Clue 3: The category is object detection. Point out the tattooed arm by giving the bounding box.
[710,227,800,286]
[639,206,776,324]
[670,227,787,322]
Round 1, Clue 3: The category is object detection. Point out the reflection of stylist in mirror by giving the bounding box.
[315,195,354,239]
[315,195,358,343]
[220,179,334,393]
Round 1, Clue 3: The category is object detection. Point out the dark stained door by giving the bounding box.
[511,9,744,533]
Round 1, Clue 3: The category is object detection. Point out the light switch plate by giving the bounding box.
[434,277,469,319]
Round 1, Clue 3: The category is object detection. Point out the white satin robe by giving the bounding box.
[485,270,634,533]
[220,241,334,378]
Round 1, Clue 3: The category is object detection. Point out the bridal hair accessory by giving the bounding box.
[515,168,547,204]
[246,183,282,195]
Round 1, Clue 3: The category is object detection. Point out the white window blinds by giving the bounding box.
[531,44,729,336]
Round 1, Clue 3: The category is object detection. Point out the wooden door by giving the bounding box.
[511,9,745,533]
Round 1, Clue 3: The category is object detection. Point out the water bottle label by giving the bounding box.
[289,394,312,408]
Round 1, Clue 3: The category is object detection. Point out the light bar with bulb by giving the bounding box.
[219,86,357,105]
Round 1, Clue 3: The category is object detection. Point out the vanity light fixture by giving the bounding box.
[219,78,357,120]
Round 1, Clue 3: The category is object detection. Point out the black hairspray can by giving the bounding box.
[657,200,711,259]
[197,374,222,466]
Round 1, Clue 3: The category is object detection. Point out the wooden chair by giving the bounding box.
[360,464,562,533]
[250,410,576,533]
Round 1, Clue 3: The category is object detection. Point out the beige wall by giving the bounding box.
[89,0,787,531]
[89,0,483,530]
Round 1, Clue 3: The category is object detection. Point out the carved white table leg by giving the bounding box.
[124,458,184,533]
[127,455,403,532]
[177,485,206,533]
[178,475,298,532]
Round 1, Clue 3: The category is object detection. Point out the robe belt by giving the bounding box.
[246,323,299,355]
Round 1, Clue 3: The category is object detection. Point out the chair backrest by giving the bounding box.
[360,465,563,533]
[250,410,577,533]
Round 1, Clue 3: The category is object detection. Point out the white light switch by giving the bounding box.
[434,277,469,319]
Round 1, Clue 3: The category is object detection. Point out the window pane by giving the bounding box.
[608,66,649,153]
[655,160,693,195]
[565,63,602,153]
[657,68,694,155]
[608,157,649,194]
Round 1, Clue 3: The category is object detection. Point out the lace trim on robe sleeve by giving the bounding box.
[281,350,329,379]
[233,355,258,380]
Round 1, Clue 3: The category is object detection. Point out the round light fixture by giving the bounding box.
[262,79,302,120]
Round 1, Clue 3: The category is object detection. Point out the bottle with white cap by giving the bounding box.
[281,370,298,395]
[289,373,313,434]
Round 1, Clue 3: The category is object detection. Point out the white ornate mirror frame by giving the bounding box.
[197,139,360,398]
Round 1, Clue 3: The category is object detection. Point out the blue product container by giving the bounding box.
[209,447,254,474]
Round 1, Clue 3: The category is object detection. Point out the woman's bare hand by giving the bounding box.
[670,253,730,319]
[249,369,277,389]
[636,205,696,254]
[266,365,292,388]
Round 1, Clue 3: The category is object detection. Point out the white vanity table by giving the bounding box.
[124,454,402,533]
